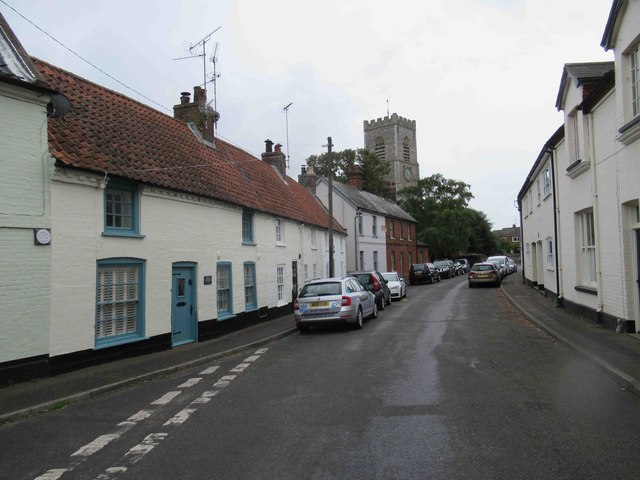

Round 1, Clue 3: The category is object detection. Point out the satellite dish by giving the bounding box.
[47,93,72,118]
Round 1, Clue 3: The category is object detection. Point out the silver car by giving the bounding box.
[381,271,406,300]
[294,277,377,332]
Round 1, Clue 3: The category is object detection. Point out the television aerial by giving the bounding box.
[174,26,222,94]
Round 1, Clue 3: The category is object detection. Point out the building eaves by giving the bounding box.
[601,0,625,51]
[33,57,345,234]
[0,12,41,84]
[517,125,564,204]
[327,179,416,223]
[555,62,614,111]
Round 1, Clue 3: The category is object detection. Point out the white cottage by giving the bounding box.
[1,51,346,383]
[0,13,55,383]
[519,0,640,332]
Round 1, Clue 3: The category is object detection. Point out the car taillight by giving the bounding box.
[342,296,352,306]
[469,272,476,278]
[372,277,380,291]
[293,299,299,311]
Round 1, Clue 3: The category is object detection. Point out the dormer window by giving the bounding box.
[104,181,141,237]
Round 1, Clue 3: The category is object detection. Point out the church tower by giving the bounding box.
[363,113,419,191]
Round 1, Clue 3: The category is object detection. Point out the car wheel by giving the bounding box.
[370,302,378,319]
[297,324,310,333]
[378,296,385,311]
[468,283,474,288]
[402,288,407,298]
[385,294,391,306]
[354,308,364,329]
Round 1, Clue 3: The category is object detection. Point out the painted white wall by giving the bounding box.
[521,152,557,293]
[49,170,344,357]
[0,84,52,364]
[316,180,386,273]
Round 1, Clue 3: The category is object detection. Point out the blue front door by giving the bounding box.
[171,265,196,347]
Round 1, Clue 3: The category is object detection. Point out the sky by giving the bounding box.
[1,0,614,229]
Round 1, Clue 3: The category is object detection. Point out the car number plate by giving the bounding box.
[476,273,488,278]
[310,302,329,307]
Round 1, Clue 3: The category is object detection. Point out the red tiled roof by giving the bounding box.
[33,58,343,233]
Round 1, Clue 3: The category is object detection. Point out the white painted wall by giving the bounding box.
[0,84,52,364]
[49,170,344,357]
[521,152,557,293]
[316,180,386,273]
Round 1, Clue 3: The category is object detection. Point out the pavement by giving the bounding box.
[2,272,640,424]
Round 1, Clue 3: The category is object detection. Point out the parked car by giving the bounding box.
[453,261,463,276]
[433,260,456,279]
[507,257,517,274]
[486,255,509,279]
[456,258,470,273]
[409,263,440,284]
[425,263,441,283]
[348,270,391,310]
[294,277,377,332]
[468,262,502,287]
[381,271,406,300]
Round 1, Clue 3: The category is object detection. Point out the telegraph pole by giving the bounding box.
[327,137,335,277]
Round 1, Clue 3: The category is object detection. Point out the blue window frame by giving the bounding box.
[95,258,145,348]
[243,262,257,310]
[104,181,142,237]
[242,209,254,244]
[217,262,234,319]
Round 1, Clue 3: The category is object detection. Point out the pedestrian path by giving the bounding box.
[500,274,640,398]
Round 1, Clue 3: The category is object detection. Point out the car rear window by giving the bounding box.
[300,282,342,297]
[472,264,494,272]
[353,274,372,285]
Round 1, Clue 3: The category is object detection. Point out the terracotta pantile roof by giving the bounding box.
[33,58,343,233]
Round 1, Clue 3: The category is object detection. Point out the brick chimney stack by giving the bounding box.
[346,163,363,191]
[298,165,318,194]
[262,139,287,177]
[173,87,219,144]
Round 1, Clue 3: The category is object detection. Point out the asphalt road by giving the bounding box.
[2,274,640,479]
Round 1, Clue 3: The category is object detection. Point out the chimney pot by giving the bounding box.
[275,143,282,153]
[180,92,191,105]
[265,139,274,153]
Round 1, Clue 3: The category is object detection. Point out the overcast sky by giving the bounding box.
[2,0,614,228]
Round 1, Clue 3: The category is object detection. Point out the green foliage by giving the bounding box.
[305,148,390,195]
[399,174,497,258]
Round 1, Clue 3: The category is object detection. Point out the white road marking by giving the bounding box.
[178,377,202,388]
[199,365,220,375]
[118,409,152,426]
[213,375,237,388]
[164,408,197,426]
[33,469,67,480]
[229,363,250,373]
[71,433,121,457]
[35,350,269,479]
[151,391,181,405]
[125,433,168,464]
[193,390,219,404]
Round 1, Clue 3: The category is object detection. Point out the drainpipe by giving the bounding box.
[518,200,525,283]
[549,147,563,307]
[587,113,604,319]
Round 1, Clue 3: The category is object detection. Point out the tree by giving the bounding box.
[398,174,496,258]
[304,148,390,195]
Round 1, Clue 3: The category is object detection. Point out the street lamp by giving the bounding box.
[354,208,363,270]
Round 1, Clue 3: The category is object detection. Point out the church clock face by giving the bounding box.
[404,167,412,181]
